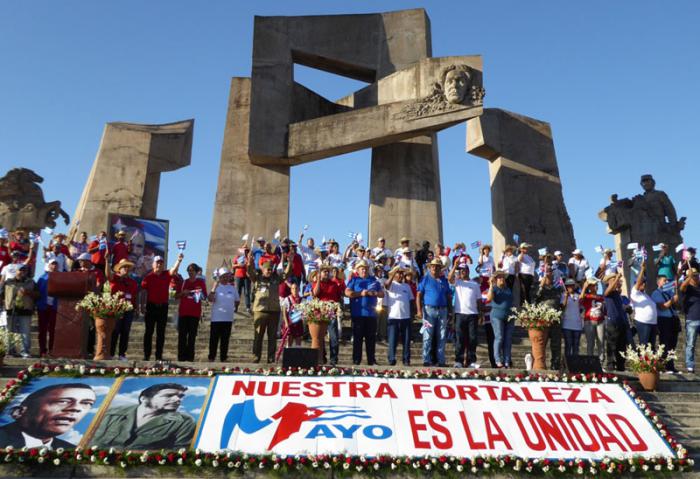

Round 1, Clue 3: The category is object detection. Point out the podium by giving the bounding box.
[48,272,96,358]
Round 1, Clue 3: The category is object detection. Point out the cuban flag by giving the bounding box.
[470,240,481,249]
[139,219,167,252]
[289,310,303,324]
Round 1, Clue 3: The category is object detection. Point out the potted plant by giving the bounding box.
[509,302,562,370]
[295,298,344,351]
[76,291,133,360]
[621,344,676,391]
[0,327,23,366]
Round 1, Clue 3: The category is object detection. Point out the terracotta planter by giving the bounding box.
[528,327,550,370]
[638,371,660,391]
[308,322,328,350]
[93,317,115,360]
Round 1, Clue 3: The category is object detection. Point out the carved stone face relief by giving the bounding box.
[444,68,470,104]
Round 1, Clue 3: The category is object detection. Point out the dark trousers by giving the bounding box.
[387,318,411,364]
[506,274,516,291]
[110,310,133,357]
[352,316,377,365]
[209,321,232,361]
[253,311,279,362]
[606,322,628,371]
[658,315,680,371]
[550,324,562,370]
[144,303,168,361]
[235,277,251,310]
[328,318,340,365]
[562,328,581,358]
[484,322,496,368]
[178,315,199,361]
[38,308,57,356]
[455,313,479,365]
[518,274,534,304]
[635,320,658,348]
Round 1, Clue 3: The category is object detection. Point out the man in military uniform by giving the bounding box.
[92,383,195,450]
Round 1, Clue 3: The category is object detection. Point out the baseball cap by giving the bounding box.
[153,255,164,263]
[554,250,563,256]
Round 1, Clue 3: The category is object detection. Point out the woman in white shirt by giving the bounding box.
[561,279,583,358]
[208,268,240,362]
[517,242,536,304]
[568,249,590,284]
[477,244,495,286]
[630,261,657,347]
[499,245,518,290]
[384,266,414,366]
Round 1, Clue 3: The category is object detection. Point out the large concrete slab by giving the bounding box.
[206,78,290,276]
[70,120,193,237]
[467,108,576,259]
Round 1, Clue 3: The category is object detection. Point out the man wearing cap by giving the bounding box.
[44,239,68,273]
[499,245,518,290]
[140,253,184,361]
[517,243,536,304]
[209,268,239,362]
[603,271,630,372]
[371,238,391,261]
[87,231,108,271]
[384,266,414,366]
[250,237,266,271]
[345,260,384,365]
[36,258,59,357]
[394,237,411,258]
[448,261,482,368]
[9,230,31,261]
[416,258,452,367]
[348,245,374,274]
[535,268,564,370]
[111,230,132,265]
[551,251,569,285]
[247,249,293,363]
[106,258,138,360]
[681,268,700,373]
[313,264,344,365]
[568,249,590,284]
[1,263,37,357]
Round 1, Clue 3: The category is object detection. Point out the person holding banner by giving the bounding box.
[105,257,138,360]
[680,268,700,373]
[345,260,384,366]
[603,271,630,372]
[652,275,680,373]
[140,253,184,361]
[208,268,239,362]
[416,258,451,367]
[176,263,207,362]
[487,270,514,368]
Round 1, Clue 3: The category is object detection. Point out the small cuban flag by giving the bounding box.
[99,237,107,250]
[176,240,187,252]
[241,233,249,242]
[290,309,303,324]
[193,289,203,303]
[347,231,356,239]
[29,232,40,244]
[236,255,246,265]
[627,242,639,250]
[0,228,7,239]
[512,233,520,245]
[356,233,363,244]
[274,229,281,240]
[652,243,663,252]
[594,245,604,254]
[303,224,309,231]
[538,247,548,256]
[661,280,677,293]
[470,240,481,250]
[42,227,54,236]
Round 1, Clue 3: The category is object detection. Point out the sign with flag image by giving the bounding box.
[107,213,169,279]
[194,375,675,459]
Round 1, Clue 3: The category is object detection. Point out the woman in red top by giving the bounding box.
[176,263,207,362]
[580,278,605,362]
[106,258,138,360]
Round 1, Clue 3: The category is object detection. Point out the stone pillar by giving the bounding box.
[467,108,576,260]
[70,120,193,237]
[369,135,443,249]
[206,78,290,275]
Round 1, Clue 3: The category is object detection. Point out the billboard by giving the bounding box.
[195,375,674,460]
[107,213,169,278]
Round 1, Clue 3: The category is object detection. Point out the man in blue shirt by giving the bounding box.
[681,268,700,373]
[603,272,629,372]
[651,275,680,373]
[345,260,384,365]
[416,258,451,367]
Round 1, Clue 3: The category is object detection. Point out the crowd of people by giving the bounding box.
[2,227,700,374]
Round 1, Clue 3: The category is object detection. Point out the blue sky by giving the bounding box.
[2,1,699,272]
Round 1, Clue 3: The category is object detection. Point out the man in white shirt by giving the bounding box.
[297,234,318,277]
[518,242,536,304]
[371,237,392,261]
[448,262,483,368]
[384,266,414,366]
[630,261,657,347]
[568,249,590,284]
[208,268,240,361]
[396,247,419,274]
[44,242,68,273]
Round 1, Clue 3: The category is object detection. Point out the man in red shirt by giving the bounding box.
[111,230,131,265]
[175,263,207,362]
[313,264,344,365]
[0,233,10,272]
[106,258,138,360]
[286,243,305,285]
[139,253,183,361]
[232,246,251,313]
[258,242,280,270]
[9,230,30,260]
[88,231,108,270]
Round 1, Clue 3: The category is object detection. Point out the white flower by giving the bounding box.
[195,459,202,466]
[53,458,60,466]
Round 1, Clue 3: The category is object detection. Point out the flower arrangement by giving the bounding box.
[75,291,133,320]
[294,298,343,324]
[0,328,23,358]
[621,344,676,373]
[509,301,562,330]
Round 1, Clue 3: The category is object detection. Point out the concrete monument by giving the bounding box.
[599,174,685,292]
[467,109,576,259]
[0,168,70,232]
[70,120,194,237]
[207,9,485,274]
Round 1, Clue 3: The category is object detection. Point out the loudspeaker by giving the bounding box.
[566,355,603,374]
[282,348,319,369]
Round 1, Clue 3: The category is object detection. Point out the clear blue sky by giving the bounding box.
[2,1,699,271]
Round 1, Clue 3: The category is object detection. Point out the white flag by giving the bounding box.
[274,229,281,239]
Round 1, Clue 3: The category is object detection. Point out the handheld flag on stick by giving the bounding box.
[303,224,309,231]
[241,233,249,242]
[627,242,639,250]
[470,240,481,250]
[653,243,663,252]
[538,247,548,256]
[356,233,363,244]
[512,233,520,245]
[176,240,187,252]
[594,245,604,254]
[274,229,281,240]
[193,289,203,303]
[290,310,303,324]
[676,243,686,253]
[99,237,107,251]
[42,227,54,236]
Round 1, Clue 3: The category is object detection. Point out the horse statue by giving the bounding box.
[0,168,70,232]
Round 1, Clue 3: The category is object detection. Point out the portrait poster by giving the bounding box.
[0,377,116,449]
[106,213,169,279]
[85,376,212,451]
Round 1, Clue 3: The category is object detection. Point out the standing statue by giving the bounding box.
[599,174,686,293]
[0,168,70,232]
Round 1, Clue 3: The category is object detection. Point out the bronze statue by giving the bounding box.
[0,168,70,232]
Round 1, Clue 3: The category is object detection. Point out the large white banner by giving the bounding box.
[195,375,674,459]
